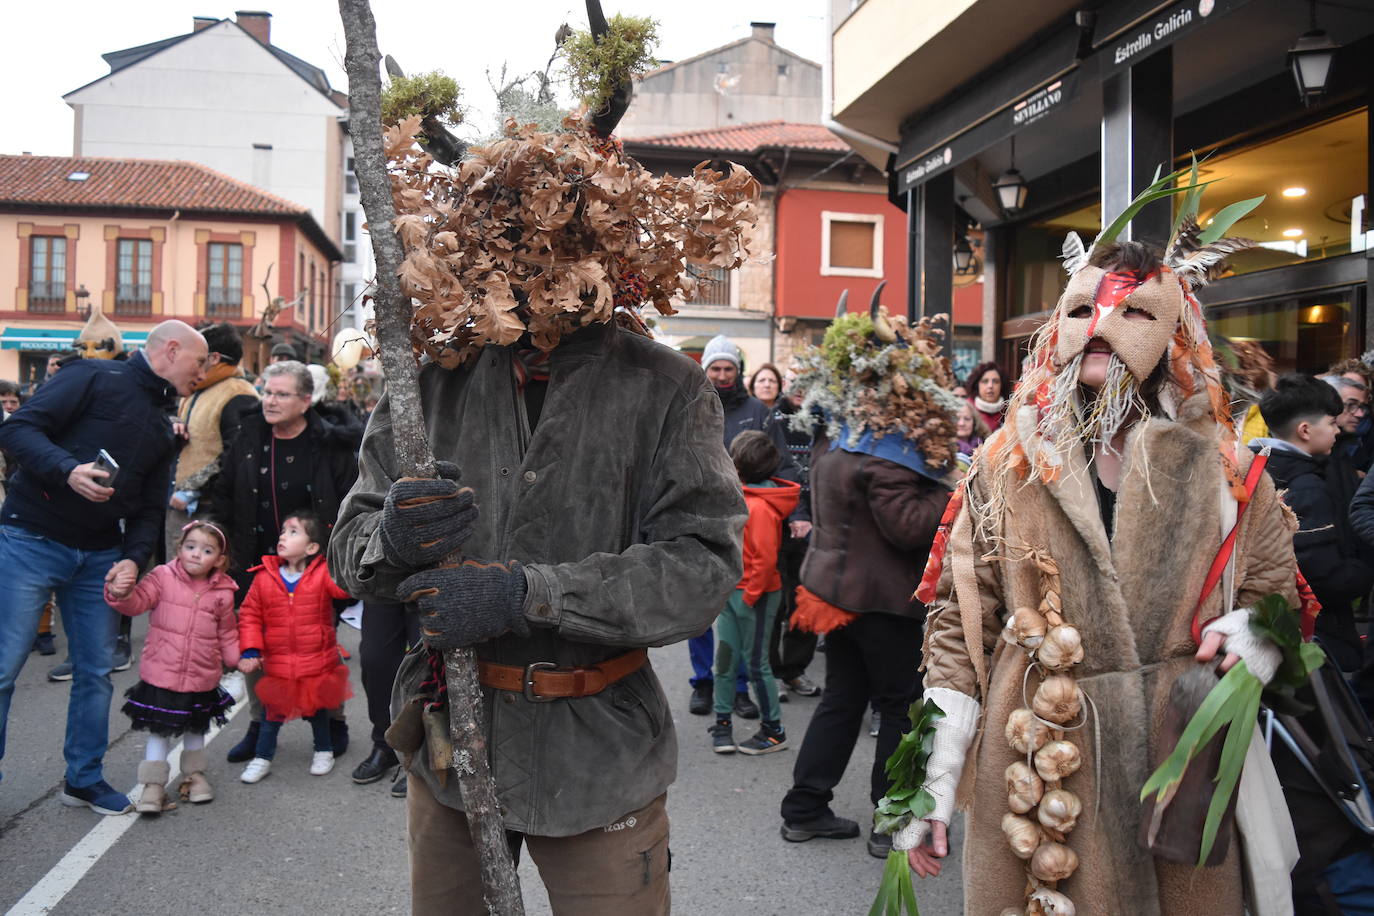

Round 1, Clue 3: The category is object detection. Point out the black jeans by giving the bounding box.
[360,602,419,747]
[770,535,817,682]
[780,612,922,823]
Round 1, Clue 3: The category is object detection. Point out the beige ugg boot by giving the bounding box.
[179,748,214,803]
[136,760,170,815]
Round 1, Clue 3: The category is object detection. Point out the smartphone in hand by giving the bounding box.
[92,448,120,488]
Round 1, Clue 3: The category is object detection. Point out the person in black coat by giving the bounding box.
[205,361,361,763]
[1255,375,1371,672]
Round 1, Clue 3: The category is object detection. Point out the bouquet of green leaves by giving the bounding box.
[869,698,945,916]
[1140,593,1324,866]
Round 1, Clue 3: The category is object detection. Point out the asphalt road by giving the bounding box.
[1,614,965,915]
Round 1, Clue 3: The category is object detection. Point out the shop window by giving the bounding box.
[207,242,243,317]
[1191,108,1368,276]
[821,211,883,278]
[1009,200,1099,318]
[116,238,153,315]
[1207,288,1361,376]
[28,236,66,312]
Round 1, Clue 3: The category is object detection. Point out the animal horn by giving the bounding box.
[586,0,635,138]
[835,289,849,318]
[868,280,887,320]
[384,54,405,79]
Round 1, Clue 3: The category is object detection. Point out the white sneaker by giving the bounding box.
[240,757,272,783]
[309,751,335,776]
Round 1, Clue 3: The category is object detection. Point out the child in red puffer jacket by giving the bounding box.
[106,520,240,815]
[236,511,352,784]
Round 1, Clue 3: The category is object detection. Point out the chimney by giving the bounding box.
[192,16,217,31]
[750,22,775,43]
[235,10,272,45]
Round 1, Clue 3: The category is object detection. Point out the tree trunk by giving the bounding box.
[335,2,524,912]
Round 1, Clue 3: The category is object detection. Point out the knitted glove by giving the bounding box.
[892,687,981,852]
[1201,608,1282,684]
[398,559,530,650]
[379,461,479,569]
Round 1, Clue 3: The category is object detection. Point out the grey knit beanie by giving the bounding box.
[701,334,741,372]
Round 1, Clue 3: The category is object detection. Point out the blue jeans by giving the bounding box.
[0,526,122,787]
[255,710,332,759]
[687,627,748,692]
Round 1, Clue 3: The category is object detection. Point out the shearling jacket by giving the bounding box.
[923,396,1299,916]
[801,444,951,618]
[106,561,239,694]
[330,323,746,836]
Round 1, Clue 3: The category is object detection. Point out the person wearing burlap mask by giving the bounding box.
[901,202,1303,916]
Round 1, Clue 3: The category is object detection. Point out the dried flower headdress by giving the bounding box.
[789,285,963,472]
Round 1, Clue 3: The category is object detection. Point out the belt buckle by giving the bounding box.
[523,661,558,703]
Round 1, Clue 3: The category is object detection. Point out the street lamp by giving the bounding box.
[75,284,90,318]
[1288,0,1340,107]
[994,136,1029,215]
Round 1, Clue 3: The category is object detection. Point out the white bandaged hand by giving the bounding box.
[1201,608,1282,685]
[892,686,981,852]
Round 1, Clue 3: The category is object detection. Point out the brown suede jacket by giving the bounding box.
[800,443,952,619]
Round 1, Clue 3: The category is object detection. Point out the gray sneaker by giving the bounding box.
[48,659,73,682]
[112,636,132,672]
[785,675,821,697]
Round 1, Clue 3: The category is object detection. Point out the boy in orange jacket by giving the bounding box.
[710,431,801,755]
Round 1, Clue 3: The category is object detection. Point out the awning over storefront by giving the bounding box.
[1,328,149,351]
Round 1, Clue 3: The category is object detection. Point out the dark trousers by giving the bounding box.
[770,536,817,682]
[360,602,419,747]
[780,612,922,823]
[257,709,331,759]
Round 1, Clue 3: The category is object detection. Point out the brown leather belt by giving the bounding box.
[477,649,648,703]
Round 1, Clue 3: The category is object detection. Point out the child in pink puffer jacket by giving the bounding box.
[105,520,240,815]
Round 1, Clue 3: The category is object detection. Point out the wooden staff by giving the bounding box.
[335,2,524,912]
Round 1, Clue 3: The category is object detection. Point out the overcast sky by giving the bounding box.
[2,0,827,156]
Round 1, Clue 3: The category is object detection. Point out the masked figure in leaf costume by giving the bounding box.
[901,175,1302,916]
[778,290,960,852]
[330,4,755,913]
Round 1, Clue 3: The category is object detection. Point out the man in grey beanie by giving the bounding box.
[688,334,803,717]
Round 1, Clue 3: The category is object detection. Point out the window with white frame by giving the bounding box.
[821,211,883,278]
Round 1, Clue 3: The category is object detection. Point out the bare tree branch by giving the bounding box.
[336,2,524,912]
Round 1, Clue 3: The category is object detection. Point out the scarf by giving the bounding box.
[973,395,1006,415]
[192,361,241,392]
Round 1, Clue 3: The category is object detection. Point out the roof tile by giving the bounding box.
[0,155,308,215]
[625,120,847,154]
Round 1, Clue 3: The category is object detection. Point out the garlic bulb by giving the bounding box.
[1006,708,1048,755]
[1028,888,1076,916]
[1005,607,1047,649]
[1001,812,1043,860]
[1001,910,1027,916]
[1031,676,1082,725]
[1036,624,1084,671]
[1036,788,1083,834]
[1005,760,1044,814]
[1034,740,1083,782]
[1030,841,1079,882]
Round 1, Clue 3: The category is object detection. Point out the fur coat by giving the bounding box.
[923,394,1299,916]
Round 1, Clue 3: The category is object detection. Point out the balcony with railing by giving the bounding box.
[206,287,243,317]
[27,281,66,313]
[115,284,153,316]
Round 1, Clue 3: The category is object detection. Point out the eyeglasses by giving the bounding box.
[1342,400,1368,415]
[262,390,306,401]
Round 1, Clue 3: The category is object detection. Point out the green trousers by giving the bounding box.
[713,589,782,726]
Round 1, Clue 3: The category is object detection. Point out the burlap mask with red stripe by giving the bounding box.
[1053,264,1185,381]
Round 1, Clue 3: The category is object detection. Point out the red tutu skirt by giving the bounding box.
[255,664,352,722]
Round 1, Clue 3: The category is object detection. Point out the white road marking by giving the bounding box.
[5,698,246,916]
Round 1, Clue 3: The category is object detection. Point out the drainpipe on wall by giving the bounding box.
[823,5,898,157]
